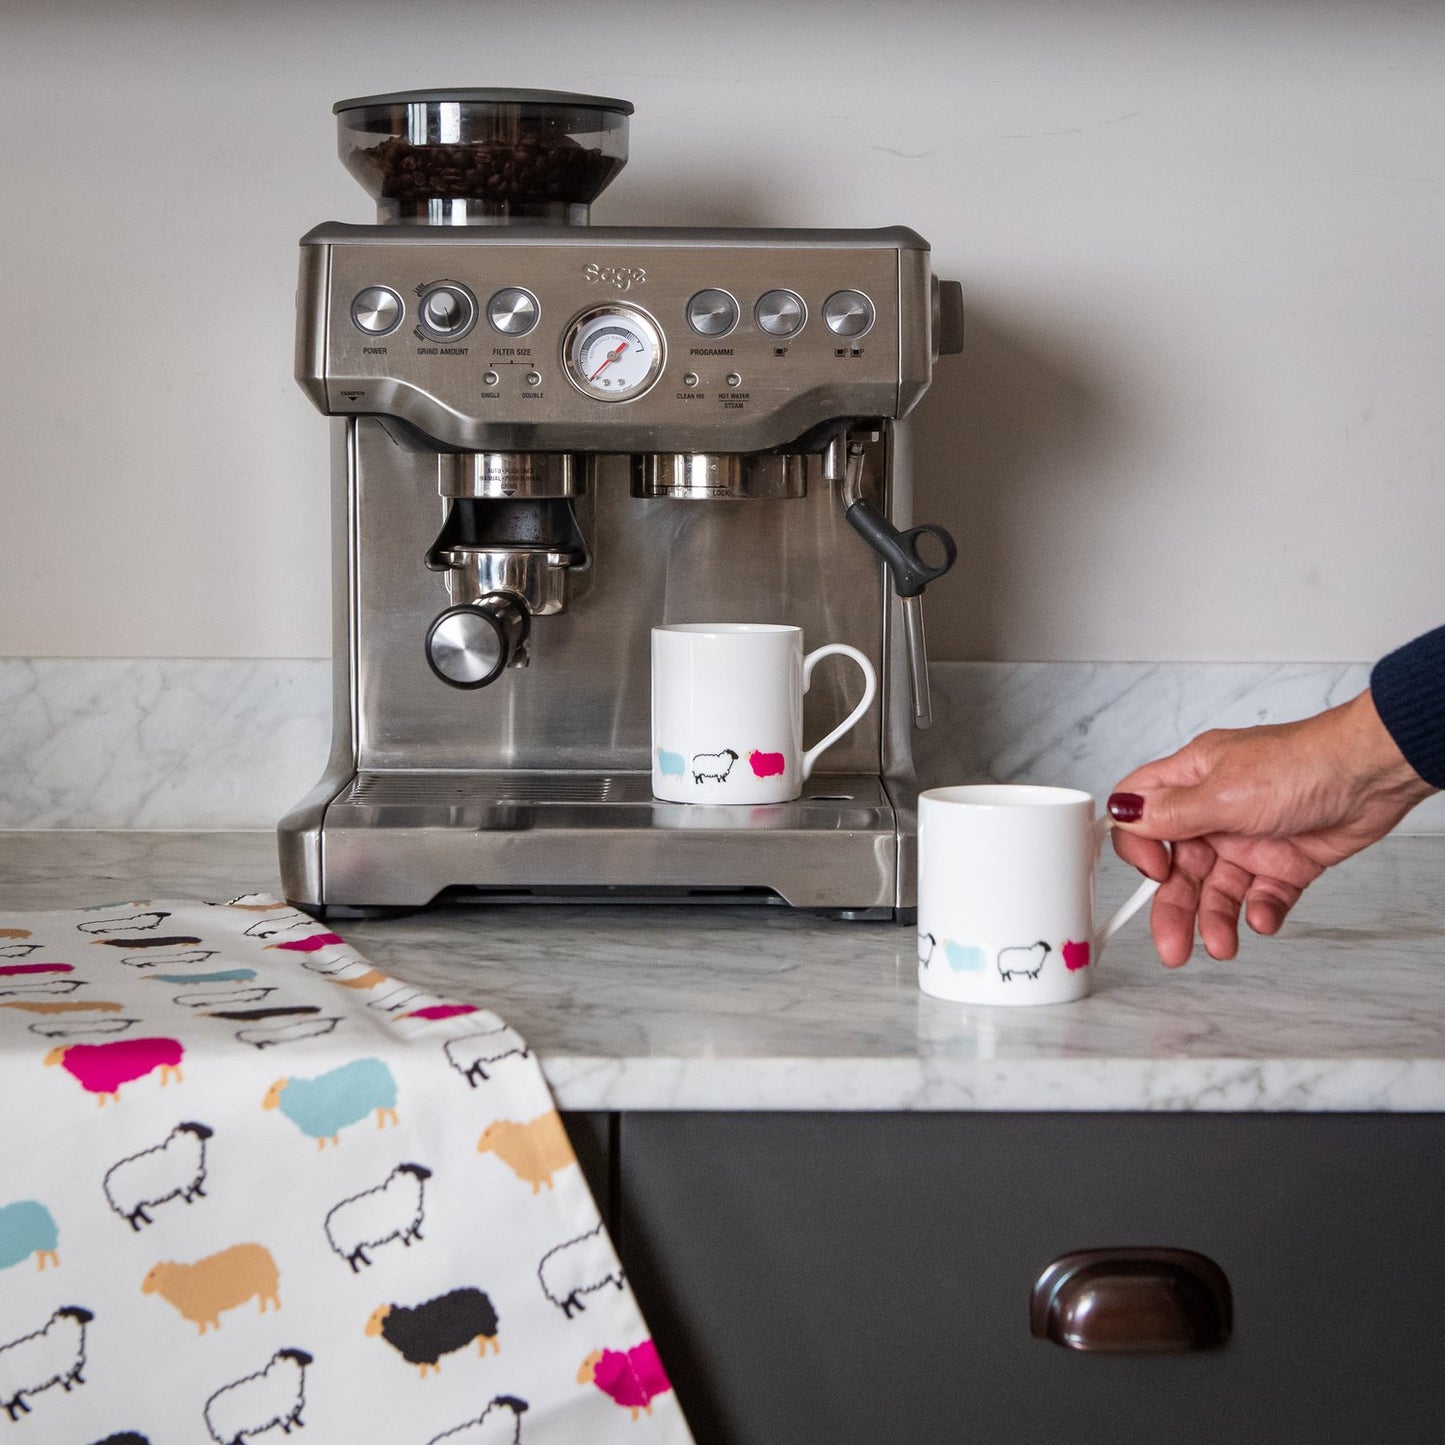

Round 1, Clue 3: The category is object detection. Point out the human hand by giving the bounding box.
[1108,689,1436,966]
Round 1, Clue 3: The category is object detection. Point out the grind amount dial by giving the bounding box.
[563,305,665,402]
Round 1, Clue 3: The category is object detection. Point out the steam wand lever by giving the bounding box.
[841,442,956,729]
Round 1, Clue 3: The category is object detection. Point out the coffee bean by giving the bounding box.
[359,129,619,211]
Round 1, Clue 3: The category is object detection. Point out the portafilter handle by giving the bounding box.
[841,443,957,729]
[425,597,530,690]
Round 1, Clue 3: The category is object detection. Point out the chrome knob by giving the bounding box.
[425,598,528,689]
[351,286,402,336]
[686,289,739,337]
[488,288,540,336]
[755,289,806,337]
[418,284,477,340]
[823,289,875,337]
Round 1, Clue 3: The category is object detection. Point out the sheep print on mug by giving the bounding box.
[0,897,692,1442]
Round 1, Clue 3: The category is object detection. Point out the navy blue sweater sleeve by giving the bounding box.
[1370,624,1445,789]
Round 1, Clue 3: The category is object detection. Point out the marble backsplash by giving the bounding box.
[3,658,1442,832]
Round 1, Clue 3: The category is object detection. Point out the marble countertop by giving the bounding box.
[3,830,1444,1113]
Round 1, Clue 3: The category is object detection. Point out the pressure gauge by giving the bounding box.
[563,305,665,402]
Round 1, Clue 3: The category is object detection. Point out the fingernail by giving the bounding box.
[1108,792,1145,823]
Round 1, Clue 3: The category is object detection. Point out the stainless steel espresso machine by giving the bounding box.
[279,89,962,920]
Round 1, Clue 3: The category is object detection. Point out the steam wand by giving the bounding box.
[837,438,957,729]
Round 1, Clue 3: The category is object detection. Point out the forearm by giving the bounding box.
[1370,624,1445,791]
[1336,689,1438,814]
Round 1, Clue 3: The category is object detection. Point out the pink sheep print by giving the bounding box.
[45,1037,184,1102]
[748,750,786,779]
[269,931,344,953]
[587,1339,671,1417]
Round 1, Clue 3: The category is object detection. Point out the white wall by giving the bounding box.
[2,0,1441,662]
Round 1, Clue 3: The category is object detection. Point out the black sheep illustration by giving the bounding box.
[997,941,1051,981]
[325,1163,431,1272]
[691,748,739,784]
[93,936,204,952]
[122,949,217,970]
[366,1288,500,1377]
[89,1434,152,1445]
[103,1121,215,1230]
[0,1305,94,1421]
[76,910,170,935]
[426,1395,529,1443]
[203,1347,312,1444]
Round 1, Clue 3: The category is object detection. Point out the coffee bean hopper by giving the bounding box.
[279,88,963,919]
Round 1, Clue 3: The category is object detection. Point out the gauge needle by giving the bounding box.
[589,341,629,381]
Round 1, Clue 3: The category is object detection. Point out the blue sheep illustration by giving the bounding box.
[262,1058,398,1148]
[945,942,987,972]
[0,1201,59,1273]
[656,748,686,778]
[150,968,256,985]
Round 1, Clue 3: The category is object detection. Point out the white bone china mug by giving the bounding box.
[917,784,1160,1005]
[651,624,877,804]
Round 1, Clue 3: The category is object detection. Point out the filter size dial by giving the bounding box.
[563,305,665,402]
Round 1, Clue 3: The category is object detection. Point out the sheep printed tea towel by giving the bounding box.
[0,896,692,1444]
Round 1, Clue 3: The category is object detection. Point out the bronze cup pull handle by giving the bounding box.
[1030,1247,1233,1353]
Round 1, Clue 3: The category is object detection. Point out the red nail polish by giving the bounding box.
[1108,792,1144,823]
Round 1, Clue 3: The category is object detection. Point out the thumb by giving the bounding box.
[1107,783,1238,842]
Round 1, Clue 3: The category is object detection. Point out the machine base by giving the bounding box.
[282,769,913,917]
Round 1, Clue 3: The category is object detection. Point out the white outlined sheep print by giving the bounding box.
[0,898,692,1443]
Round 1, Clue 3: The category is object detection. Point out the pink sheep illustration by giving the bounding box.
[44,1038,184,1105]
[577,1340,672,1420]
[402,1003,478,1021]
[267,932,344,954]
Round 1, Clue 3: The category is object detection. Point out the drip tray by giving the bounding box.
[316,769,906,912]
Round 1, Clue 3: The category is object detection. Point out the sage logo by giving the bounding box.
[584,263,647,291]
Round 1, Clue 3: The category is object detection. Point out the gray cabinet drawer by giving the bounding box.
[614,1113,1445,1444]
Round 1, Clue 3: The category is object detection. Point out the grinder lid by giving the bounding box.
[334,88,634,115]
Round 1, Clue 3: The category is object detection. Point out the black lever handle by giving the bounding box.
[844,497,957,598]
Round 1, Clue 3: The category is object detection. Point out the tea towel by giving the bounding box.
[0,895,692,1443]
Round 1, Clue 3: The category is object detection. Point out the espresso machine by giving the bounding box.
[279,89,963,920]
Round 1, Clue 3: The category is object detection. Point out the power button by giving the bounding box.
[351,286,403,336]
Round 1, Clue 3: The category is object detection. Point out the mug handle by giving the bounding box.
[800,644,879,780]
[1092,816,1163,957]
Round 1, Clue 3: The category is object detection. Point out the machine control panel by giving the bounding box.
[303,225,937,452]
